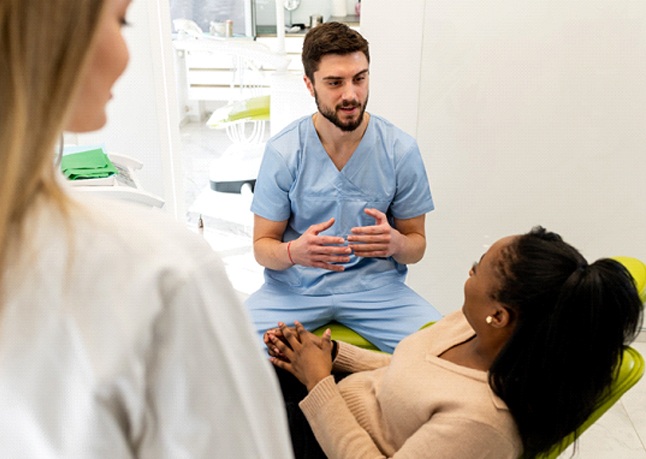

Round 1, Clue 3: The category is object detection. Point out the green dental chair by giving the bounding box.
[313,256,646,459]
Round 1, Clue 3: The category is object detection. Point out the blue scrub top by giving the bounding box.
[251,114,434,295]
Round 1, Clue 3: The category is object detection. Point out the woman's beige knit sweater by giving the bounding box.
[299,311,522,458]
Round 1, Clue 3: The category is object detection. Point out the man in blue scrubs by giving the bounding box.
[246,22,441,353]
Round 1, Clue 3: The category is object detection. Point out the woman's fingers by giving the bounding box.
[320,328,333,354]
[294,321,309,338]
[269,354,293,373]
[279,321,302,348]
[268,331,292,357]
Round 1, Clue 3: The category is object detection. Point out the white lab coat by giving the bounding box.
[0,189,292,458]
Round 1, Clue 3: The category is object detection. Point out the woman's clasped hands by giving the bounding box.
[265,322,334,391]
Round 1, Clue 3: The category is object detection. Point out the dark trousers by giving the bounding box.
[275,367,350,459]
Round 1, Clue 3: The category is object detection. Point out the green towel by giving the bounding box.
[61,148,118,180]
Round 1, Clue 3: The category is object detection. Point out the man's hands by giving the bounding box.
[288,218,351,272]
[266,322,334,392]
[347,208,403,258]
[291,208,419,268]
[255,208,424,271]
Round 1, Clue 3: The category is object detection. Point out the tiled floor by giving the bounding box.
[180,120,646,459]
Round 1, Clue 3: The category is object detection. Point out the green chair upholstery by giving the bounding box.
[613,256,646,304]
[536,346,644,459]
[312,256,646,459]
[206,94,270,129]
[312,321,380,351]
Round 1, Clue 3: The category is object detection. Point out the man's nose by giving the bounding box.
[341,84,358,101]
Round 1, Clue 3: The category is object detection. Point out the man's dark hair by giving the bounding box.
[301,21,369,82]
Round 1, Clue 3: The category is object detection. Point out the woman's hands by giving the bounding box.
[266,322,334,392]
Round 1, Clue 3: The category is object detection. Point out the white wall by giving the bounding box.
[362,0,646,315]
[72,0,185,219]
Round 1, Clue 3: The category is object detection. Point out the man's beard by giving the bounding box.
[314,90,369,132]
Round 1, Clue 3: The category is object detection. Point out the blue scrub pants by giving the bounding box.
[244,281,442,353]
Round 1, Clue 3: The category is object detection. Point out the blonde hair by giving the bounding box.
[0,0,105,287]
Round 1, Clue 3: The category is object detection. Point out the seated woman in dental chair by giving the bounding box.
[265,226,644,458]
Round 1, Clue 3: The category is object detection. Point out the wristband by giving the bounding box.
[287,241,295,265]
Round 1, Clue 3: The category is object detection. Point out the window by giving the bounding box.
[169,0,253,36]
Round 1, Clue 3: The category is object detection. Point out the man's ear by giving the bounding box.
[304,75,315,97]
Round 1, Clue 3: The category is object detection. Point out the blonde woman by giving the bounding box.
[0,0,292,457]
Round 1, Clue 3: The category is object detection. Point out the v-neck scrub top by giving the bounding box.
[251,114,434,295]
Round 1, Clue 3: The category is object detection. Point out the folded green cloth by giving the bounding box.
[61,148,118,180]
